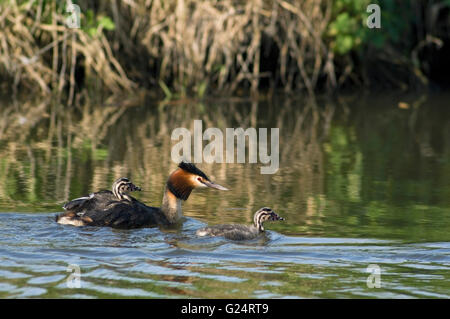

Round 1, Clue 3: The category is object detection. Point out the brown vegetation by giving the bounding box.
[1,1,449,101]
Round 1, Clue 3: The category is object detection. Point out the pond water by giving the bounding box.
[0,93,449,298]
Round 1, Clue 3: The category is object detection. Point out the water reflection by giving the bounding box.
[0,93,449,240]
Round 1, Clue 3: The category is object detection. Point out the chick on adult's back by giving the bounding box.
[57,177,141,226]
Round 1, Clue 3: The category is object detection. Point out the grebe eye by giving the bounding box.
[197,177,203,183]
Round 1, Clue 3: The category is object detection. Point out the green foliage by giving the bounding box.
[159,80,173,100]
[195,81,208,99]
[328,0,370,55]
[98,16,115,31]
[93,148,109,161]
[82,9,115,37]
[327,0,417,55]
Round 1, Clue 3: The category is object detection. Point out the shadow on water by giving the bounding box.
[0,93,449,298]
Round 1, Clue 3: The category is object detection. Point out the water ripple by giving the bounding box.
[0,213,448,298]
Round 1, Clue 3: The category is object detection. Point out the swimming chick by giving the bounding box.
[56,162,228,228]
[196,207,284,240]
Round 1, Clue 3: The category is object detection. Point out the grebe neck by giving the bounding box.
[160,187,183,223]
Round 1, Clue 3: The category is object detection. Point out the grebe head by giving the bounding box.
[112,177,141,200]
[167,162,228,200]
[253,207,284,231]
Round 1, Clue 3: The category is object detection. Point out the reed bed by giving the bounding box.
[137,0,337,95]
[0,0,448,101]
[0,0,353,98]
[101,0,339,96]
[0,0,134,103]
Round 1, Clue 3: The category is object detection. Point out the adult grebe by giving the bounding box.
[196,207,284,240]
[56,162,228,228]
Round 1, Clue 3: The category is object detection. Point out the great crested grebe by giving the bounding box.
[196,207,284,240]
[56,162,228,228]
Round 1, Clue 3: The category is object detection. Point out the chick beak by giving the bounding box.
[131,184,141,192]
[272,213,285,221]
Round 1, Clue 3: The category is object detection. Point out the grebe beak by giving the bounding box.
[202,180,228,191]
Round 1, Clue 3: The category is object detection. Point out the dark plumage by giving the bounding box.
[61,177,140,212]
[196,207,284,240]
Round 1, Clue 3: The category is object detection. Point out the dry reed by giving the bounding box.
[0,1,448,99]
[0,0,338,99]
[0,0,134,100]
